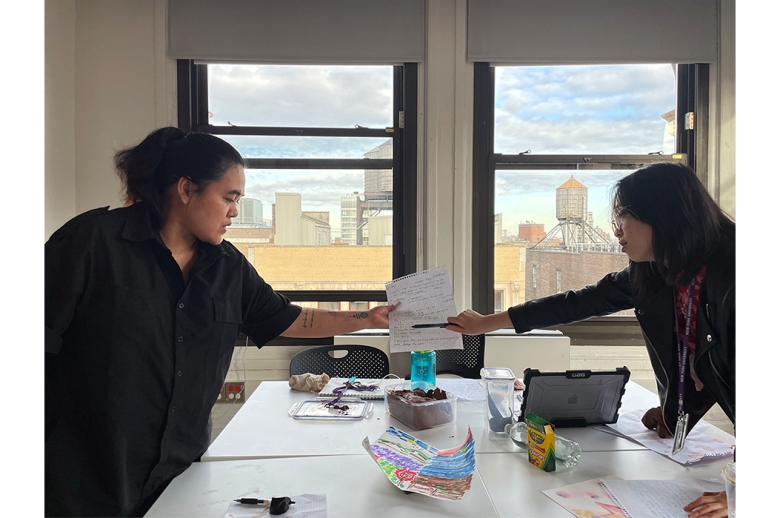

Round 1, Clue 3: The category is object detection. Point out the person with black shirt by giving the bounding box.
[45,127,395,517]
[446,163,735,518]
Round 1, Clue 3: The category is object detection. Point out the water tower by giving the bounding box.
[531,176,618,252]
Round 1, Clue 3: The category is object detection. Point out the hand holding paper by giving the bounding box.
[385,267,463,352]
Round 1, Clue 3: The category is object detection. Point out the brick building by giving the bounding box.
[525,249,628,301]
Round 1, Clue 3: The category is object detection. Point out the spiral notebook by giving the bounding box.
[317,378,399,400]
[598,478,724,518]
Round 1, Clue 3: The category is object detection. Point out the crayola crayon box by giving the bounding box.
[525,413,556,472]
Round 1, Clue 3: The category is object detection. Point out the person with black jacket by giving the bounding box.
[45,127,395,517]
[447,162,734,518]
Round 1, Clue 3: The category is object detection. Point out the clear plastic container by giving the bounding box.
[505,421,581,470]
[288,398,373,420]
[480,367,516,437]
[385,382,457,431]
[722,462,735,517]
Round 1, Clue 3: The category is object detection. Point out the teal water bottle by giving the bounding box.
[410,350,436,390]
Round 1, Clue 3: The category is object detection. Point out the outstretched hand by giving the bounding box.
[368,304,396,329]
[684,491,728,518]
[445,309,491,335]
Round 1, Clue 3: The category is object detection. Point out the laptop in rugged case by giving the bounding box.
[519,367,631,427]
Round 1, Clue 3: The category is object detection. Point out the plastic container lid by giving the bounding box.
[480,367,515,380]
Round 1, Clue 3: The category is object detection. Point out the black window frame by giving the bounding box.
[472,62,708,314]
[177,60,418,307]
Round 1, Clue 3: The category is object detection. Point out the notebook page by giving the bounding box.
[599,479,724,518]
[385,267,462,353]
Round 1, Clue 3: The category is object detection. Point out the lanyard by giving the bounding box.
[674,279,696,415]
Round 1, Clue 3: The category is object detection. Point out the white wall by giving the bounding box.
[45,0,176,240]
[422,0,474,311]
[45,0,76,239]
[711,0,736,218]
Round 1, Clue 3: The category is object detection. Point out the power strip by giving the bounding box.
[220,382,245,403]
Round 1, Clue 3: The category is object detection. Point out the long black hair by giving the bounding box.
[114,127,245,225]
[612,162,735,300]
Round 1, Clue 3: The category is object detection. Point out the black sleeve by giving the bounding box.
[45,211,100,438]
[238,254,302,347]
[507,266,635,333]
[45,220,91,356]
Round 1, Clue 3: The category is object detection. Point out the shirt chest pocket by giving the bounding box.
[209,297,243,374]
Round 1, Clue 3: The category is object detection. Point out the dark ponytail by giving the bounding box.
[114,127,245,224]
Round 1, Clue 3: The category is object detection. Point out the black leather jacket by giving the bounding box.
[508,234,735,434]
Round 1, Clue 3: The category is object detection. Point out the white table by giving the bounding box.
[203,380,689,461]
[149,445,731,517]
[155,380,735,517]
[145,455,498,517]
[477,450,730,517]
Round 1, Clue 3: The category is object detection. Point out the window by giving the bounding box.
[472,63,706,315]
[350,302,370,312]
[178,62,418,314]
[494,290,505,312]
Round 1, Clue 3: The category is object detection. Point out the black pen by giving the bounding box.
[412,322,452,328]
[234,498,271,505]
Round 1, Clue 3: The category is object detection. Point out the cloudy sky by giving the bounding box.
[209,63,676,236]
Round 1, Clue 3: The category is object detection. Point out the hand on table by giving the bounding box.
[641,406,672,438]
[684,491,728,518]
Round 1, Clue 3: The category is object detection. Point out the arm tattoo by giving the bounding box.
[350,312,369,320]
[302,309,310,328]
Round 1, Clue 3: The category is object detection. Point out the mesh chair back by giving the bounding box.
[289,345,390,378]
[435,334,486,379]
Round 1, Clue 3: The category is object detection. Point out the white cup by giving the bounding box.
[722,461,735,517]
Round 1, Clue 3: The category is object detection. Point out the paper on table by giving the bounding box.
[542,476,628,518]
[225,494,327,518]
[599,478,723,518]
[385,267,463,353]
[603,409,734,465]
[435,378,485,401]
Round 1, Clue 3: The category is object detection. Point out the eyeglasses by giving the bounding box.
[611,207,637,233]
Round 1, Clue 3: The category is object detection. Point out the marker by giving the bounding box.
[412,323,453,329]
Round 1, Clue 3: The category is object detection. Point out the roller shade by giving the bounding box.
[468,0,719,64]
[168,0,425,63]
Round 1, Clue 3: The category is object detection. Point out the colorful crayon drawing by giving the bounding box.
[362,426,476,500]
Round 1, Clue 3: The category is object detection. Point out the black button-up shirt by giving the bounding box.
[45,203,301,517]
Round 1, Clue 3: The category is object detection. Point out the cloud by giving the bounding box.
[221,135,391,159]
[209,65,393,128]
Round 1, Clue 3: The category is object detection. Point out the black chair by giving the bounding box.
[434,334,486,379]
[289,345,390,378]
